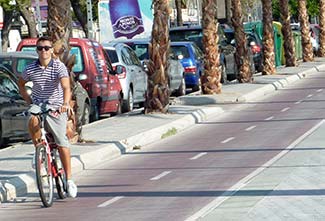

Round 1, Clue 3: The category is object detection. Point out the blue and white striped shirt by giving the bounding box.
[22,59,69,110]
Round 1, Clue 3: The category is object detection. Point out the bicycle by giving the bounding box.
[30,105,67,207]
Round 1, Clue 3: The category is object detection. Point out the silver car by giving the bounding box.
[110,38,186,97]
[102,42,147,112]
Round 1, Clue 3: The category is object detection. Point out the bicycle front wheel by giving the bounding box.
[35,144,54,207]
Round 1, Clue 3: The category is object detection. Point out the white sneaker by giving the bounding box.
[67,180,78,198]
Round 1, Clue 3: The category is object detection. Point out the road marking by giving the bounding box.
[221,137,235,144]
[295,100,303,104]
[150,171,171,180]
[307,94,313,98]
[245,125,256,131]
[190,152,207,160]
[264,116,274,121]
[281,107,290,112]
[98,196,124,208]
[316,89,323,92]
[185,119,325,221]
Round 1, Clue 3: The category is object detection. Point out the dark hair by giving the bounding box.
[36,36,53,46]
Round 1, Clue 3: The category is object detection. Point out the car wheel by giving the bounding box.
[122,89,134,113]
[176,77,186,96]
[82,103,90,125]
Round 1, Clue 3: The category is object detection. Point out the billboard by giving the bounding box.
[98,0,153,43]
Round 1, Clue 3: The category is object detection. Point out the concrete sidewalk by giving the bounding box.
[1,57,325,205]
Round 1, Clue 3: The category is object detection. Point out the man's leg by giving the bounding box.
[28,115,41,146]
[58,146,72,179]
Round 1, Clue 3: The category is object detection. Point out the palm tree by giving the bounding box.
[279,0,297,66]
[47,0,79,143]
[319,0,325,57]
[261,0,276,75]
[298,0,314,62]
[200,0,221,94]
[144,0,170,113]
[175,0,183,26]
[231,0,252,83]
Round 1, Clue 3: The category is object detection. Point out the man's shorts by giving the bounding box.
[44,112,70,148]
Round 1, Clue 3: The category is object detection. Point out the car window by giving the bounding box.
[192,44,203,58]
[102,48,114,73]
[121,47,133,65]
[130,44,149,60]
[126,47,142,66]
[170,46,190,58]
[69,46,84,73]
[105,49,119,63]
[16,58,36,74]
[0,71,19,95]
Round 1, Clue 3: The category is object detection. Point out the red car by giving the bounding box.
[16,38,123,121]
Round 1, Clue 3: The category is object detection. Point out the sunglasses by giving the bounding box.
[36,46,52,51]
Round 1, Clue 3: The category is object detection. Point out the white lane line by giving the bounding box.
[185,119,325,221]
[245,125,256,131]
[281,107,290,112]
[264,116,274,121]
[98,196,124,208]
[316,89,323,92]
[190,152,207,160]
[307,94,313,98]
[221,137,235,144]
[295,100,303,104]
[150,171,172,180]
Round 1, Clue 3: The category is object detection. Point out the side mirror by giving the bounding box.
[115,65,124,74]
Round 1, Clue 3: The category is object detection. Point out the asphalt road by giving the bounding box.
[1,71,325,220]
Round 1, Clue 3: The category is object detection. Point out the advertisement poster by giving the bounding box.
[98,0,153,43]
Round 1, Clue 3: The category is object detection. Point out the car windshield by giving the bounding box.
[170,46,190,59]
[21,46,84,73]
[129,43,149,60]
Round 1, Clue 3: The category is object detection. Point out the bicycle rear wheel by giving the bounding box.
[53,149,67,199]
[35,144,54,207]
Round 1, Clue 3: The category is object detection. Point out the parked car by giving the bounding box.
[169,25,234,82]
[102,42,147,112]
[170,41,204,92]
[0,65,30,147]
[246,31,263,72]
[0,51,91,134]
[108,38,186,96]
[16,38,123,122]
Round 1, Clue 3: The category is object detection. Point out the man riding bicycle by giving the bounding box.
[18,36,77,198]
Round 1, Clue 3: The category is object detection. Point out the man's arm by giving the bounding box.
[60,76,71,112]
[18,77,32,104]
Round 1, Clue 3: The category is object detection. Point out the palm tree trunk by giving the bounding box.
[175,0,183,26]
[201,0,221,94]
[261,0,276,75]
[298,0,314,62]
[231,0,252,83]
[279,0,297,66]
[144,0,170,113]
[319,0,325,57]
[47,0,79,143]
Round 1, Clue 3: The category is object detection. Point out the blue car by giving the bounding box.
[170,41,204,92]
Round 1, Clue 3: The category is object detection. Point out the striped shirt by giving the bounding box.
[22,59,69,110]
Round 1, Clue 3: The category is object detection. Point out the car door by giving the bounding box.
[0,71,29,138]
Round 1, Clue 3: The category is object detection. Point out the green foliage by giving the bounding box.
[272,0,320,21]
[72,0,99,21]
